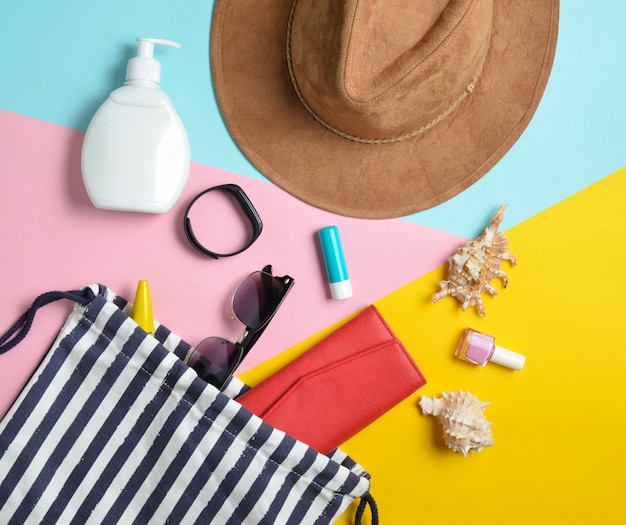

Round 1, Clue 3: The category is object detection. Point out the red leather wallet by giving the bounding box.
[237,305,426,453]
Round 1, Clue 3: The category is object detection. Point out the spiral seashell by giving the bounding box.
[432,205,516,316]
[419,391,494,456]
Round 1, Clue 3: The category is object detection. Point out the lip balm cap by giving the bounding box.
[328,280,352,300]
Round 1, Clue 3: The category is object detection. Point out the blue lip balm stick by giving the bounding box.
[318,226,352,300]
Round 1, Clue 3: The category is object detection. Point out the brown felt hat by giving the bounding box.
[211,0,559,219]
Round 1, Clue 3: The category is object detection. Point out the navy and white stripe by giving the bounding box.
[0,285,371,524]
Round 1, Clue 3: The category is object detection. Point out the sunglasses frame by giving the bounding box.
[188,264,294,389]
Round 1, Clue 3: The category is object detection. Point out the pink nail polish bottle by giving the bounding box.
[455,328,525,370]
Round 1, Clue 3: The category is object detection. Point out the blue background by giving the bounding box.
[0,0,624,236]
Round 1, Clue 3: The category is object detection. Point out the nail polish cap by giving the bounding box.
[490,345,525,370]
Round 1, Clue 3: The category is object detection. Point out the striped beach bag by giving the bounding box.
[0,284,377,524]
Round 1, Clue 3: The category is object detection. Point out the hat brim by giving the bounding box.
[211,0,559,219]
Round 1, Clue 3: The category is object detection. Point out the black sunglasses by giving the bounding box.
[186,265,294,389]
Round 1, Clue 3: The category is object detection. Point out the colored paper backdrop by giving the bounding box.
[1,1,626,523]
[243,168,626,524]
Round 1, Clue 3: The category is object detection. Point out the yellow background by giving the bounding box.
[242,167,626,524]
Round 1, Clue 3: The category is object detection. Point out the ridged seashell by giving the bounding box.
[419,391,494,457]
[432,205,516,316]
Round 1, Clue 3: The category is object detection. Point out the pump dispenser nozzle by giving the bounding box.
[126,37,182,86]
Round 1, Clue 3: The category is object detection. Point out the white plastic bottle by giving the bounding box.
[81,38,190,213]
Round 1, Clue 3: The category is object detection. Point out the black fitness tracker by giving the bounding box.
[183,184,263,259]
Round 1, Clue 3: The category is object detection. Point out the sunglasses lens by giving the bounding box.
[233,271,280,329]
[188,337,241,388]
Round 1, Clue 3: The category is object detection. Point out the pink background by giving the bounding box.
[0,110,465,418]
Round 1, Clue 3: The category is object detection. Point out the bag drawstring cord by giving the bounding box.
[356,492,379,525]
[0,289,95,354]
